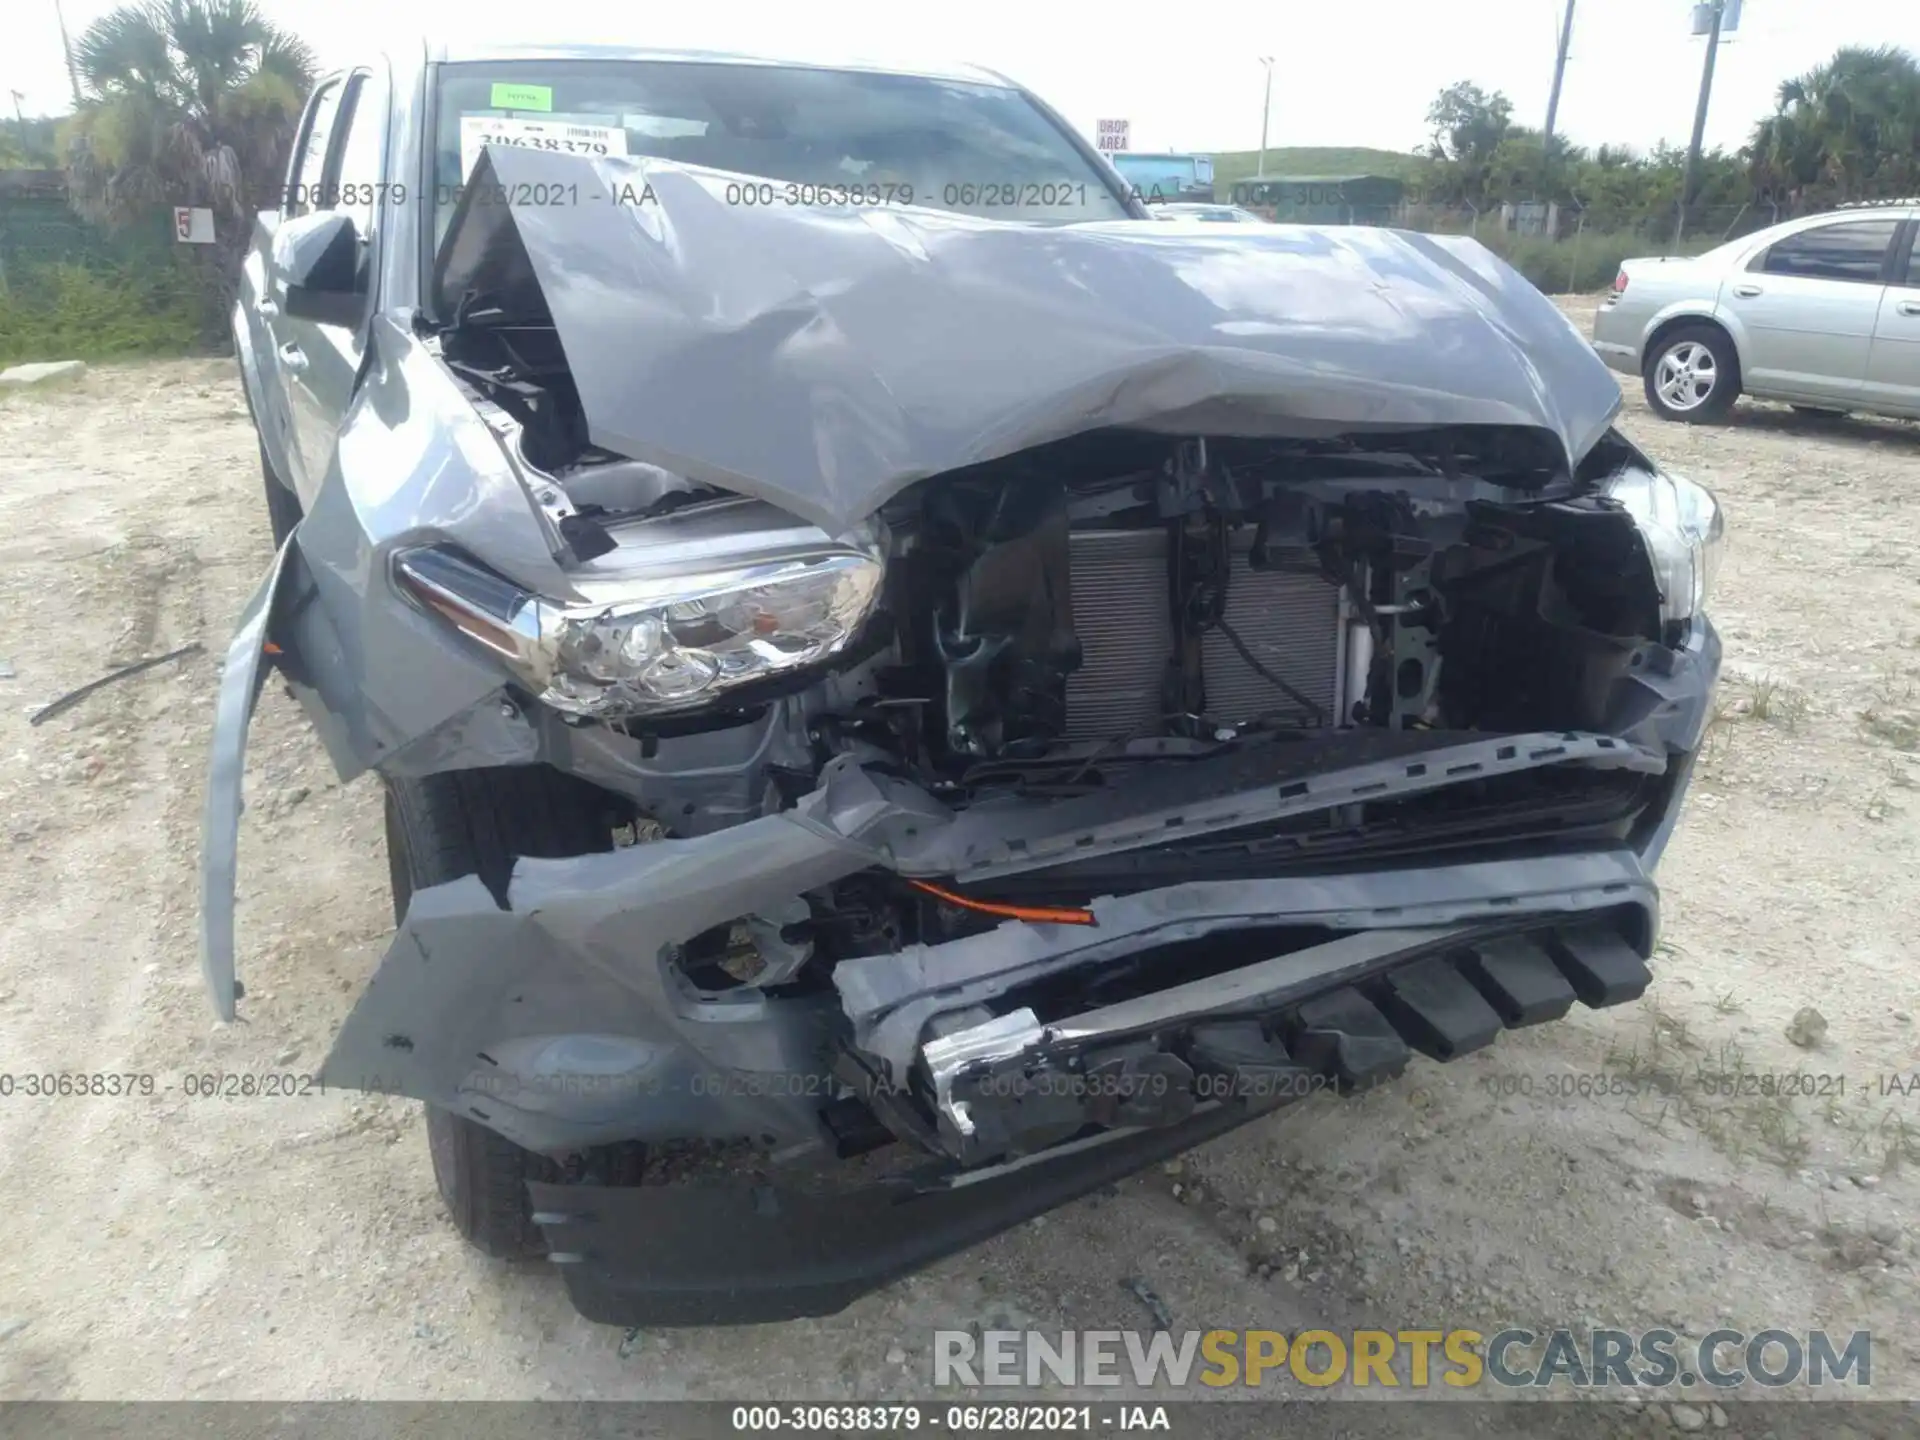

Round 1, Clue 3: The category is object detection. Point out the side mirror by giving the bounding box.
[273,210,367,327]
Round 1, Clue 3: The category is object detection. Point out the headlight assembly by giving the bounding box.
[1601,465,1726,627]
[395,503,884,719]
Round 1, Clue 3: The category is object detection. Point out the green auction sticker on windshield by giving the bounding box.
[489,82,552,112]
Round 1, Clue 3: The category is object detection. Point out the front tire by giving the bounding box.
[384,767,623,1259]
[1643,324,1740,423]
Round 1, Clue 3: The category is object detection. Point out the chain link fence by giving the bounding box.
[0,174,180,285]
[1429,200,1806,293]
[1237,192,1819,294]
[0,175,208,362]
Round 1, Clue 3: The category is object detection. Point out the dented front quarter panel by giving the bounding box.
[268,321,548,780]
[197,312,644,1018]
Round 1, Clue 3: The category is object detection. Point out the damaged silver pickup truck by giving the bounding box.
[204,42,1724,1325]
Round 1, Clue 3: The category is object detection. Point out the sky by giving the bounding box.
[9,0,1920,159]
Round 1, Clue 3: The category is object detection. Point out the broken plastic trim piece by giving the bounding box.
[907,879,1096,927]
[29,642,205,726]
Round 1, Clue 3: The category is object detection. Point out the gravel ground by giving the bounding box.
[1,297,1917,1432]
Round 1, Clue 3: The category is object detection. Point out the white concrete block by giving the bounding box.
[0,360,88,387]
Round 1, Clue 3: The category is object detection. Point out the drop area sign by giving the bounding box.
[1096,118,1131,154]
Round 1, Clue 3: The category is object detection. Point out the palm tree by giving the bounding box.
[1748,46,1920,203]
[63,0,316,319]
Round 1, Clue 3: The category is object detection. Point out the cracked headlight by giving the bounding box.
[395,511,884,719]
[1602,465,1725,628]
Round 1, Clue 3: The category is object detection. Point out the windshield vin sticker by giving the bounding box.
[458,116,627,178]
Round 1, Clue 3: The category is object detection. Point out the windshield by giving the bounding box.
[430,59,1131,242]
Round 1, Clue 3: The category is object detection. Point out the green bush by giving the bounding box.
[1483,231,1645,294]
[0,261,205,363]
[1473,229,1723,295]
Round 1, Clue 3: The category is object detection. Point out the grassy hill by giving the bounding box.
[1207,146,1428,188]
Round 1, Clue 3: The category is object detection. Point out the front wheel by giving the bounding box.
[1643,325,1740,423]
[384,767,634,1258]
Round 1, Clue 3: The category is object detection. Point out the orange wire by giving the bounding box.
[907,879,1095,926]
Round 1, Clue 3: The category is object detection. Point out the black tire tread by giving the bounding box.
[385,766,616,1260]
[426,1105,560,1260]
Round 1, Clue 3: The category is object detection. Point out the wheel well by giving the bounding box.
[1642,315,1740,386]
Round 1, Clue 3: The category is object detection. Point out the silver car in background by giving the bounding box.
[1591,200,1920,423]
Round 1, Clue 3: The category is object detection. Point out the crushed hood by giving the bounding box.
[437,148,1623,535]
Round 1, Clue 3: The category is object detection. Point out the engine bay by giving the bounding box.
[431,318,1681,988]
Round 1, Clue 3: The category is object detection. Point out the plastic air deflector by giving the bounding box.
[1287,987,1409,1091]
[1547,925,1654,1008]
[1376,956,1504,1060]
[1456,936,1578,1026]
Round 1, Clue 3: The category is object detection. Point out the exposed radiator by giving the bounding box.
[1064,529,1345,742]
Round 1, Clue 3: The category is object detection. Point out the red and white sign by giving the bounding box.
[1095,118,1131,154]
[172,206,215,244]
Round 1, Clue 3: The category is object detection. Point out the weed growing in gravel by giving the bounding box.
[1695,699,1740,778]
[1606,1020,1817,1171]
[1741,673,1810,729]
[1609,1012,1920,1180]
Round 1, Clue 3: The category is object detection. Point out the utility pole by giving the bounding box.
[1257,56,1274,178]
[1676,0,1727,246]
[53,0,84,108]
[1543,0,1576,153]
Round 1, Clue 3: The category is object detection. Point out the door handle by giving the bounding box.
[1731,283,1762,298]
[1898,301,1920,317]
[256,298,278,318]
[278,341,308,373]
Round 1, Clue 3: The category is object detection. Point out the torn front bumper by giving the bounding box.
[528,910,1654,1326]
[306,728,1676,1155]
[198,539,1717,1319]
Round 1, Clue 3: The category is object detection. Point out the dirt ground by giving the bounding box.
[1,296,1918,1431]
